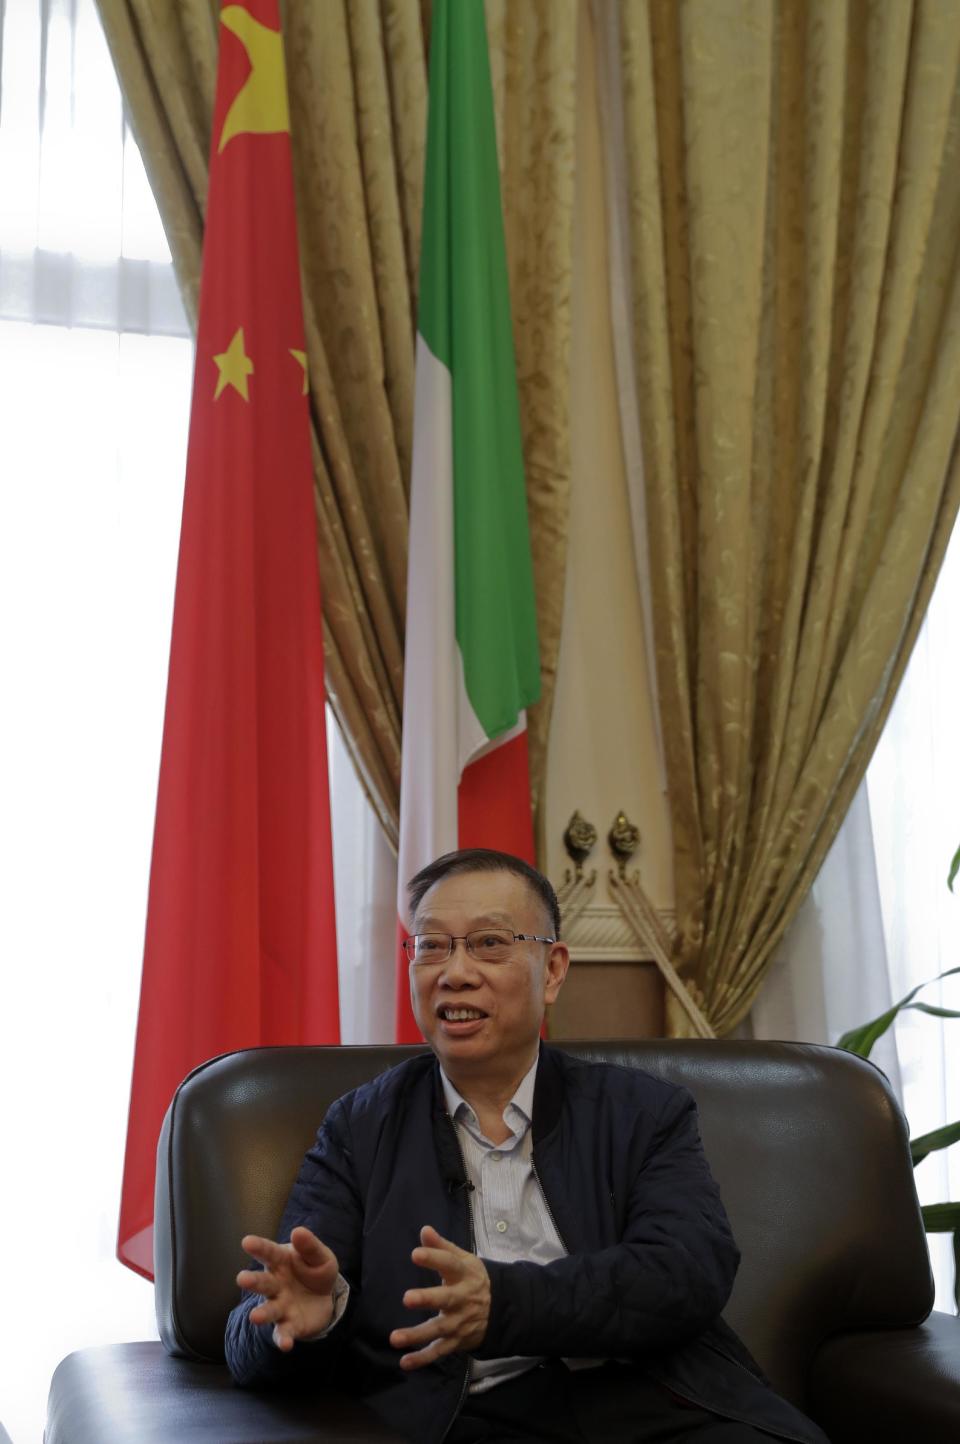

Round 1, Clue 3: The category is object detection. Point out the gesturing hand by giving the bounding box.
[237,1226,340,1352]
[390,1225,491,1371]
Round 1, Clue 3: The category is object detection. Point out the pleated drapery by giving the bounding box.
[603,0,960,1035]
[97,0,960,1040]
[95,0,577,848]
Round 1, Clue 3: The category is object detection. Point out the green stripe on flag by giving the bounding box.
[419,0,541,741]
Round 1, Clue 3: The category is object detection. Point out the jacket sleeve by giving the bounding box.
[224,1098,364,1388]
[476,1085,740,1361]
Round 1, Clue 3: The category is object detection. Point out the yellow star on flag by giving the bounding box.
[213,327,254,401]
[218,6,291,153]
[290,348,308,395]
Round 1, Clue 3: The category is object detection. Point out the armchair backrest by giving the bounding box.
[154,1041,933,1405]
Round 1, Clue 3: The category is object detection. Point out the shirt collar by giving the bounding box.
[440,1052,540,1127]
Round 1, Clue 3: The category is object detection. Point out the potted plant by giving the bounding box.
[836,847,960,1311]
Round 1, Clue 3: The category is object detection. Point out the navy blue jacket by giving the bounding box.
[225,1046,828,1444]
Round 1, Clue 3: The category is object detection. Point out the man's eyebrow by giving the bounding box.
[413,911,514,930]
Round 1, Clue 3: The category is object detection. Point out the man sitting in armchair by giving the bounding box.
[226,847,829,1444]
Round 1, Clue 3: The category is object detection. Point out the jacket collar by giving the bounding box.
[426,1043,566,1175]
[531,1042,566,1144]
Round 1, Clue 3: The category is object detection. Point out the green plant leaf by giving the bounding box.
[912,1120,960,1166]
[921,1202,960,1231]
[921,1205,960,1313]
[836,965,960,1058]
[948,843,960,892]
[837,1013,897,1057]
[908,1003,960,1021]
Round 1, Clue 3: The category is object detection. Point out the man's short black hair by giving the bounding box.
[407,848,561,939]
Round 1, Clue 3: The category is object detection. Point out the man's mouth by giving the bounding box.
[436,1006,488,1022]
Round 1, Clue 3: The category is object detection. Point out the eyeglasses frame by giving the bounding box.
[402,929,557,965]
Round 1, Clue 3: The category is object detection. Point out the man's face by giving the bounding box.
[409,867,569,1080]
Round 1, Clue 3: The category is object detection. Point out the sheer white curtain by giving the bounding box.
[329,719,399,1044]
[1,8,188,1443]
[753,525,960,1315]
[0,4,392,1441]
[0,0,185,332]
[866,521,960,1314]
[749,784,902,1097]
[0,320,187,1444]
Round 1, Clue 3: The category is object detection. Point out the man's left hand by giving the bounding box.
[390,1225,491,1370]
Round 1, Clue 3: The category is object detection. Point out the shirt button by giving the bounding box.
[495,1220,508,1233]
[490,1152,501,1162]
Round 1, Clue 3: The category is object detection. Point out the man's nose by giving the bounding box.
[439,937,479,985]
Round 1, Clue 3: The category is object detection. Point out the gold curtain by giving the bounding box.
[96,0,576,849]
[613,0,960,1035]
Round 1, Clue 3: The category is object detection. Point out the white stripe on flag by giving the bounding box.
[398,337,459,917]
[398,336,522,926]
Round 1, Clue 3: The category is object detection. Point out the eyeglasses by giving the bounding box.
[402,929,556,965]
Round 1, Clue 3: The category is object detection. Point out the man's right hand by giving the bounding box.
[237,1226,340,1352]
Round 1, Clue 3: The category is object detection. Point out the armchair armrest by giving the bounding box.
[46,1343,405,1444]
[808,1311,960,1444]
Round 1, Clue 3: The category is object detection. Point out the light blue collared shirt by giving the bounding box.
[441,1056,603,1393]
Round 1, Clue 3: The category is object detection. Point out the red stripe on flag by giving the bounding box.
[395,915,420,1043]
[457,730,536,863]
[460,730,545,1040]
[394,729,536,1043]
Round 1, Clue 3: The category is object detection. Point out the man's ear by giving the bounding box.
[544,941,570,1004]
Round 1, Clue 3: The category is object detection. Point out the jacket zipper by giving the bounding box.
[438,1112,475,1444]
[530,1157,570,1253]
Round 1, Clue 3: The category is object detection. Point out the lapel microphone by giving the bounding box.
[446,1177,476,1195]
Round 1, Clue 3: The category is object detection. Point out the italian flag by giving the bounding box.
[395,0,541,1041]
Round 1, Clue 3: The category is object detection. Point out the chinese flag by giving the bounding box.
[117,0,339,1281]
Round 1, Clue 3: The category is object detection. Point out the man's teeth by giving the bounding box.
[442,1008,484,1021]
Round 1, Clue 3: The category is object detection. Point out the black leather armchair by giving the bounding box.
[46,1041,960,1443]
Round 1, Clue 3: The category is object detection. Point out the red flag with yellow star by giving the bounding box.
[117,0,339,1281]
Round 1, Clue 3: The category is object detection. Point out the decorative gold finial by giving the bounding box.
[607,810,640,879]
[562,810,597,880]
